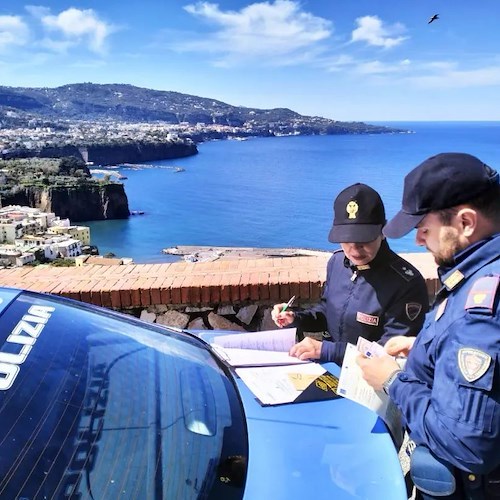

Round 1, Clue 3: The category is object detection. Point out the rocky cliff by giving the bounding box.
[83,142,197,165]
[2,141,198,166]
[2,183,129,222]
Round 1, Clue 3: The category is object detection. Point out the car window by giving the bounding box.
[0,292,247,499]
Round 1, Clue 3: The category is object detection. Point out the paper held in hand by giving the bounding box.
[337,342,403,444]
[211,328,308,367]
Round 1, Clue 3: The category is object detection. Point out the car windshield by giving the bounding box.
[0,291,248,499]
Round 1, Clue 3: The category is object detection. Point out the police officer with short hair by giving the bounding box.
[272,183,429,366]
[357,153,500,499]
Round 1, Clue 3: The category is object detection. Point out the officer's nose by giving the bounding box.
[415,228,426,247]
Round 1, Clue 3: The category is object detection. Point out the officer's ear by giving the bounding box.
[456,207,477,238]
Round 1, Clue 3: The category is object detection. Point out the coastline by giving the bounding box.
[163,245,332,263]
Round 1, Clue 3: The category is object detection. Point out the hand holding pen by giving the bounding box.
[271,295,296,328]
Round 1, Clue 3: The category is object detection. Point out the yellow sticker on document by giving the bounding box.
[288,373,318,391]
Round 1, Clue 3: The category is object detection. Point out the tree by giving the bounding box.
[58,156,90,177]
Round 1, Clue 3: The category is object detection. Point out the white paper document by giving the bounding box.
[337,343,402,442]
[236,362,337,405]
[211,328,306,367]
[212,346,310,367]
[213,328,297,351]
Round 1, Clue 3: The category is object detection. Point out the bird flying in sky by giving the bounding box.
[428,14,439,24]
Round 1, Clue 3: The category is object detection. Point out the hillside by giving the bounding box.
[0,83,402,135]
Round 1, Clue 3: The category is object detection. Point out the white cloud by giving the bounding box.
[351,15,407,48]
[25,5,51,19]
[0,15,30,50]
[39,7,115,53]
[355,59,412,75]
[180,0,332,64]
[408,65,500,88]
[322,54,355,72]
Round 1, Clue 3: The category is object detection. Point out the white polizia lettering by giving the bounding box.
[0,305,55,390]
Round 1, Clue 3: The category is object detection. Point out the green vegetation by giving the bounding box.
[49,258,75,267]
[0,156,118,198]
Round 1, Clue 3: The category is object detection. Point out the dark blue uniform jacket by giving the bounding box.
[389,233,500,475]
[293,240,429,365]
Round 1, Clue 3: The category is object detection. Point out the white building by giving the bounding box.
[53,238,82,258]
[0,205,90,264]
[47,225,90,245]
[0,220,24,243]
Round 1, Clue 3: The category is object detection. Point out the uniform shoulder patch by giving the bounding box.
[390,260,418,282]
[465,275,499,315]
[406,302,423,321]
[458,348,491,382]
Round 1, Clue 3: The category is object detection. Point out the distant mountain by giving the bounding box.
[0,83,401,135]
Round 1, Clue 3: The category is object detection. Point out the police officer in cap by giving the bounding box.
[272,182,429,366]
[357,153,500,499]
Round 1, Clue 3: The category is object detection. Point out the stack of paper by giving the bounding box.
[210,328,339,406]
[211,328,301,367]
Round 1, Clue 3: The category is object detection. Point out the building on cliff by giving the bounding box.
[0,205,90,266]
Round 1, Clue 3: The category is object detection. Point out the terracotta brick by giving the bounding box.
[110,288,122,308]
[90,281,104,306]
[139,278,155,307]
[182,274,201,305]
[227,274,239,302]
[119,281,132,308]
[67,291,81,301]
[170,275,185,304]
[127,279,142,307]
[149,278,162,304]
[258,272,270,300]
[199,274,212,304]
[158,276,174,304]
[210,274,222,303]
[181,280,190,304]
[139,286,151,307]
[308,271,323,300]
[0,254,437,311]
[299,279,310,300]
[238,273,250,301]
[220,283,230,304]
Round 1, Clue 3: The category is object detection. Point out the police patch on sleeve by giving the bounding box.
[465,275,499,314]
[458,348,491,382]
[406,302,422,321]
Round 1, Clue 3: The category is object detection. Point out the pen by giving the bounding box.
[281,295,296,313]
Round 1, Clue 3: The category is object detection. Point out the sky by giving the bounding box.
[1,0,499,121]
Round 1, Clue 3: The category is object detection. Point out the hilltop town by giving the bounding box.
[0,83,406,162]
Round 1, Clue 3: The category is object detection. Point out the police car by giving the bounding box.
[0,287,406,499]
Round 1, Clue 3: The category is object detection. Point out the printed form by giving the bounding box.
[338,343,403,443]
[211,328,307,367]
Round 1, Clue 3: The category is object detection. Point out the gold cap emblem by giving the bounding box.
[346,200,358,219]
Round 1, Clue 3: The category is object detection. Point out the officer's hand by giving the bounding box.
[271,303,295,328]
[289,337,322,360]
[356,355,400,391]
[384,336,416,357]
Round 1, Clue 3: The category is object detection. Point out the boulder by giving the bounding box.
[156,310,190,329]
[207,312,246,331]
[140,310,156,323]
[188,317,207,330]
[236,304,258,325]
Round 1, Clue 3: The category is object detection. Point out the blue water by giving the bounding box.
[84,122,500,263]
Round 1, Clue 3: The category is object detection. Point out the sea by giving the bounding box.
[84,122,500,263]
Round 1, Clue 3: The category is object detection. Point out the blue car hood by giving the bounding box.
[235,374,405,500]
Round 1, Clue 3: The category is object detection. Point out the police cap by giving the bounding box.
[328,183,386,243]
[384,152,500,238]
